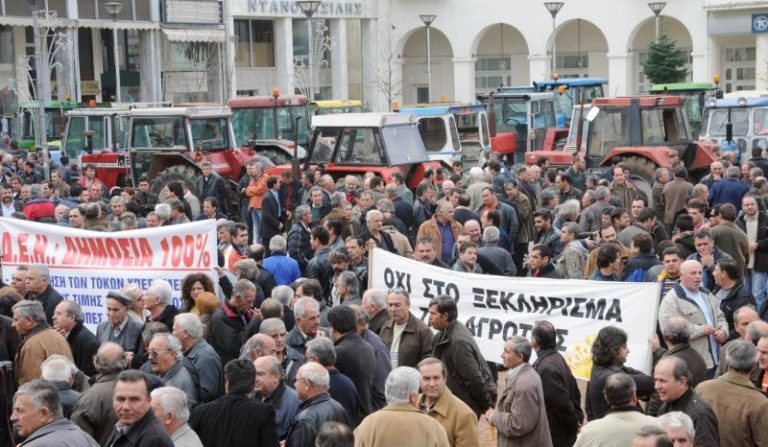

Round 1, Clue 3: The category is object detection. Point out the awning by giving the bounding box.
[77,19,159,30]
[162,28,225,43]
[0,16,74,28]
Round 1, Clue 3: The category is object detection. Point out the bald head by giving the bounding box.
[747,320,768,345]
[94,341,127,374]
[242,333,277,361]
[735,306,760,340]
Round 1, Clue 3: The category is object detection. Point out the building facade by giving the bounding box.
[1,0,767,116]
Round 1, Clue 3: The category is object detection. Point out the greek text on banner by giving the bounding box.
[0,218,218,334]
[368,248,660,378]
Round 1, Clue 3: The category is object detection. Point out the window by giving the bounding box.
[292,18,330,68]
[234,19,274,68]
[587,109,629,158]
[475,57,511,93]
[0,26,13,65]
[706,109,749,137]
[418,117,448,152]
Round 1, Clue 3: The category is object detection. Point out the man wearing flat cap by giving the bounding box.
[96,291,143,356]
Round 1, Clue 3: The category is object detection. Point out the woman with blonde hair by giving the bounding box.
[194,291,220,340]
[121,283,148,322]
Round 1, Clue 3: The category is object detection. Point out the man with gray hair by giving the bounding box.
[658,411,695,447]
[305,337,361,425]
[263,235,302,286]
[147,333,198,408]
[150,386,203,447]
[361,289,388,335]
[22,183,55,222]
[210,278,257,365]
[361,209,396,253]
[12,300,73,385]
[708,165,750,208]
[25,264,62,325]
[52,299,100,378]
[41,355,81,418]
[655,316,708,389]
[10,379,99,446]
[287,204,314,274]
[253,355,300,440]
[71,342,128,444]
[260,317,304,386]
[239,333,277,361]
[350,304,390,411]
[285,362,350,447]
[696,340,768,445]
[335,271,361,306]
[558,221,588,279]
[172,313,223,403]
[144,279,180,331]
[354,367,450,447]
[580,185,611,232]
[478,226,516,276]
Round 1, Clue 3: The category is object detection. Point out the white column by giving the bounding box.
[607,53,632,96]
[139,30,162,102]
[274,17,295,95]
[757,34,768,91]
[361,18,380,111]
[91,29,104,102]
[452,56,476,103]
[690,49,711,84]
[330,19,349,100]
[528,54,549,84]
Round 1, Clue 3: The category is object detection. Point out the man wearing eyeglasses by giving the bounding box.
[147,333,198,408]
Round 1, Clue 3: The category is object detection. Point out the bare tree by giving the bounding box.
[374,24,401,110]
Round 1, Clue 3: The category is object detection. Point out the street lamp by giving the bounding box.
[297,1,322,100]
[544,2,564,77]
[419,14,436,102]
[648,2,666,41]
[104,2,123,103]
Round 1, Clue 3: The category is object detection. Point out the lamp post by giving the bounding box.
[544,2,564,77]
[297,1,322,100]
[648,2,666,41]
[419,14,436,103]
[28,0,50,179]
[104,2,123,103]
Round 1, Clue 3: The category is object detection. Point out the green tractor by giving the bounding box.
[14,99,78,165]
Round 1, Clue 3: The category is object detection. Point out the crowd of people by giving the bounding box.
[3,142,768,446]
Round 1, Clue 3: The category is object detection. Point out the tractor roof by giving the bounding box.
[705,97,768,108]
[649,82,717,93]
[311,100,363,108]
[311,113,415,128]
[396,103,485,116]
[534,77,608,88]
[126,106,231,118]
[476,91,556,101]
[228,95,307,108]
[591,95,684,107]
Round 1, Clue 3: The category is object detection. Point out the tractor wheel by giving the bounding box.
[622,156,657,206]
[151,165,200,200]
[258,148,291,165]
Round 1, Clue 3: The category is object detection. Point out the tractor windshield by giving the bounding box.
[22,109,67,141]
[190,118,229,151]
[131,117,188,149]
[555,85,604,118]
[335,128,384,165]
[231,105,309,147]
[309,127,343,164]
[493,99,528,134]
[587,108,629,158]
[64,116,105,159]
[706,109,749,137]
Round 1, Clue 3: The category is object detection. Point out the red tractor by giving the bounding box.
[228,94,310,165]
[265,112,440,189]
[525,95,719,199]
[80,104,273,206]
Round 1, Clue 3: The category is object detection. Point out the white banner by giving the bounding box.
[369,248,660,378]
[0,218,218,334]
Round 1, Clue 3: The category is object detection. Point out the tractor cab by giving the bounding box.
[700,96,768,162]
[649,82,719,138]
[533,77,607,127]
[267,113,438,189]
[394,103,491,166]
[228,94,309,165]
[477,91,560,163]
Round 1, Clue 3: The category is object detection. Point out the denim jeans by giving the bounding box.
[750,269,768,311]
[250,208,262,244]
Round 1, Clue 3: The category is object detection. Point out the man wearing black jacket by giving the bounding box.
[327,306,375,417]
[105,370,173,447]
[25,264,62,325]
[208,279,257,366]
[196,160,231,216]
[190,359,278,447]
[53,300,100,378]
[531,321,583,447]
[261,176,285,257]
